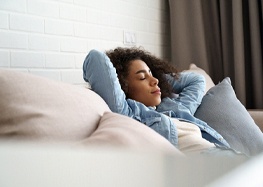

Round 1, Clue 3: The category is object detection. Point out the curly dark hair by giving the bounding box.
[106,47,180,99]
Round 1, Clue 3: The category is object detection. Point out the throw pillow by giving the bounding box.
[0,68,110,142]
[80,112,183,155]
[194,77,263,156]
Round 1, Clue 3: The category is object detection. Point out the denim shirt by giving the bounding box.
[83,49,230,149]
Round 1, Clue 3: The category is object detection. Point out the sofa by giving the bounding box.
[0,64,263,187]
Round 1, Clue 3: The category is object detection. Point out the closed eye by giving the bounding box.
[136,69,151,80]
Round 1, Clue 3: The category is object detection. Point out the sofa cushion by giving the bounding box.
[79,111,182,155]
[194,77,263,156]
[248,110,263,132]
[0,68,110,142]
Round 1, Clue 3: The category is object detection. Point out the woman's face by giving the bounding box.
[126,59,161,107]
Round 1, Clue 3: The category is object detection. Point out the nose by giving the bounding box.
[150,76,159,86]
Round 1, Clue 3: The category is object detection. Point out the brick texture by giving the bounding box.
[0,0,170,84]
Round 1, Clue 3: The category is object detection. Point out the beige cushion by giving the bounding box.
[79,112,182,155]
[248,110,263,132]
[0,68,110,142]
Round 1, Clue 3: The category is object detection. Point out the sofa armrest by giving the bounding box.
[248,109,263,132]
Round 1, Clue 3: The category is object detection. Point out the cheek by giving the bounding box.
[128,83,143,98]
[128,85,137,97]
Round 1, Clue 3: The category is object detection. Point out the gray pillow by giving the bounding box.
[194,77,263,156]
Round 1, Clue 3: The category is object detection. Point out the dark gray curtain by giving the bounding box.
[169,0,263,109]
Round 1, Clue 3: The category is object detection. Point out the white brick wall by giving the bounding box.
[0,0,170,84]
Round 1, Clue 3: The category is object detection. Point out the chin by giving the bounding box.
[142,99,161,107]
[152,101,161,107]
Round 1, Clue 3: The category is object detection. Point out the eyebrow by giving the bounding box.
[135,69,151,74]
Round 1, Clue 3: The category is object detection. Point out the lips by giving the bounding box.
[151,89,161,95]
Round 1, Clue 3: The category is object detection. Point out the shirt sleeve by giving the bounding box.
[82,49,131,116]
[165,72,206,114]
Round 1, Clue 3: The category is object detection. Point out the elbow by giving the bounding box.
[192,73,206,94]
[83,49,106,82]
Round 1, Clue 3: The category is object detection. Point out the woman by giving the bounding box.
[83,47,244,156]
